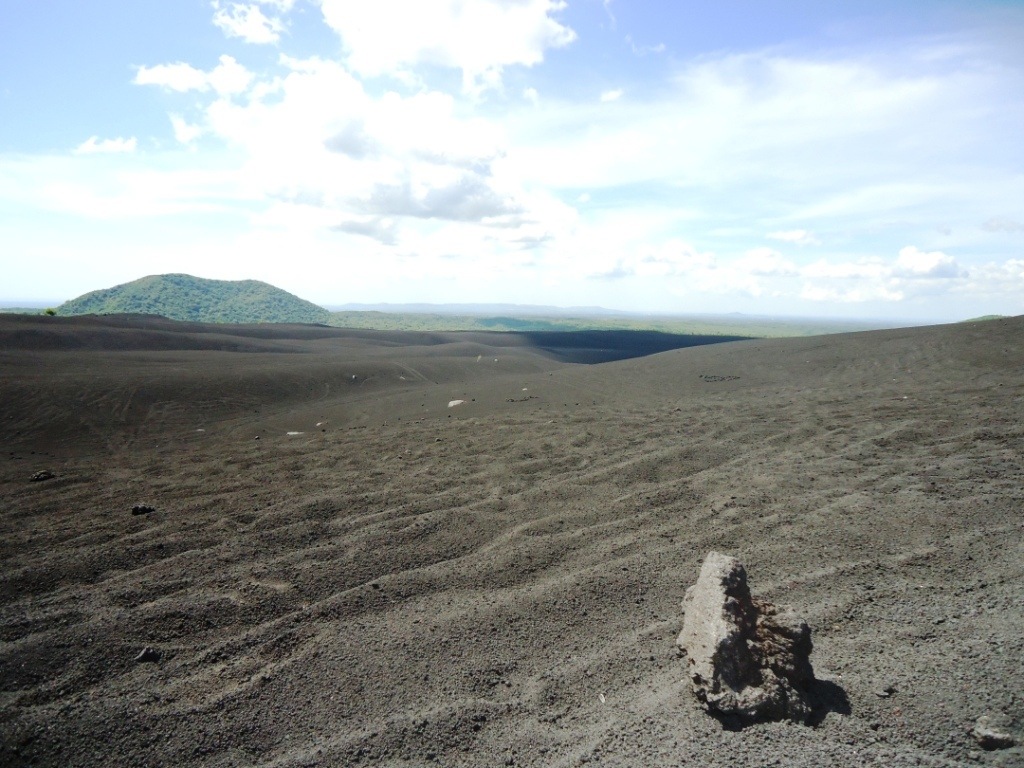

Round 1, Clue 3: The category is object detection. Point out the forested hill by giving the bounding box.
[56,274,330,325]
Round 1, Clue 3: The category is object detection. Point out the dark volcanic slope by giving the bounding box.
[0,316,739,454]
[1,315,1022,768]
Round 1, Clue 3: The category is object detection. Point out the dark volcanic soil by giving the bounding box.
[1,314,1022,767]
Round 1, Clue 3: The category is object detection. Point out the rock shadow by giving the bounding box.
[806,677,852,726]
[710,678,851,732]
[519,330,751,364]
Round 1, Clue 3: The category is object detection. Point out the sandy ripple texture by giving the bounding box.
[1,313,1022,767]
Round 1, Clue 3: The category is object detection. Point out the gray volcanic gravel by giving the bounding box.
[1,314,1022,767]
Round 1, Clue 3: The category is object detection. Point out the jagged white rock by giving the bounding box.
[677,551,815,723]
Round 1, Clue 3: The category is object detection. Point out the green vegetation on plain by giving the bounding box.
[963,315,1007,323]
[13,272,934,338]
[55,274,331,325]
[325,311,892,338]
[0,307,49,315]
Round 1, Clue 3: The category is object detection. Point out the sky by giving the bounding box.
[2,1,1023,321]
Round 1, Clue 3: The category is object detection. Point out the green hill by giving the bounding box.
[56,274,330,325]
[963,314,1007,323]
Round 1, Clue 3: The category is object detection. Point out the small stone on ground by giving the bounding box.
[971,715,1018,750]
[135,647,161,663]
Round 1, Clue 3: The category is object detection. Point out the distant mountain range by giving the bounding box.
[7,274,962,333]
[55,274,330,325]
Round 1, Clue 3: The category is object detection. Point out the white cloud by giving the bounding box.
[138,54,565,255]
[20,16,1014,319]
[800,283,904,303]
[331,216,399,246]
[170,115,204,144]
[802,258,889,280]
[626,35,665,57]
[631,240,715,278]
[767,229,820,246]
[27,162,248,220]
[602,0,616,28]
[207,55,254,95]
[584,239,800,300]
[589,244,970,307]
[737,247,798,276]
[508,41,1016,231]
[74,136,137,155]
[318,0,576,93]
[134,55,252,95]
[134,62,209,92]
[213,5,275,44]
[581,234,715,281]
[212,2,286,44]
[359,173,522,222]
[797,246,967,305]
[894,245,963,278]
[982,216,1024,232]
[959,259,1024,300]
